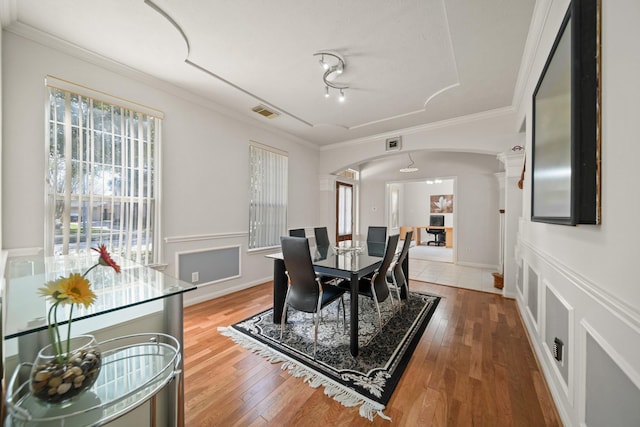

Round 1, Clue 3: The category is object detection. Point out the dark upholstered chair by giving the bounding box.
[426,215,445,246]
[313,227,331,248]
[280,236,346,358]
[289,228,306,238]
[366,226,387,244]
[356,234,400,330]
[387,230,413,311]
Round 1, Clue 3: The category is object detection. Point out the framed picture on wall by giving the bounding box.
[430,195,453,214]
[531,0,601,225]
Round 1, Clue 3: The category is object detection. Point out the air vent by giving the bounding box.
[251,104,279,119]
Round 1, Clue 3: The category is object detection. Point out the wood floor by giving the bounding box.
[183,280,562,426]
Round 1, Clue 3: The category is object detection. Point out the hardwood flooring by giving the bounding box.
[183,280,562,426]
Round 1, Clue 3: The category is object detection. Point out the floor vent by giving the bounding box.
[251,104,279,119]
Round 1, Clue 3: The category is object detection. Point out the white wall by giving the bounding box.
[1,31,322,305]
[516,0,640,425]
[357,151,500,269]
[401,180,454,227]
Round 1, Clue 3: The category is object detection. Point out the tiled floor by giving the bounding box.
[408,246,501,294]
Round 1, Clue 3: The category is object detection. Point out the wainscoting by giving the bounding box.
[516,238,640,426]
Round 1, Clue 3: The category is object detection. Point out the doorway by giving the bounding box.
[336,181,353,242]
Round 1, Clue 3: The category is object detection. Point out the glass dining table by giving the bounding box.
[266,240,408,357]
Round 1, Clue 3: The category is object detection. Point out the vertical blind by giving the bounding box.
[248,143,288,250]
[45,81,162,265]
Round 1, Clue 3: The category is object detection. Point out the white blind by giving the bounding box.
[248,143,288,250]
[45,85,161,265]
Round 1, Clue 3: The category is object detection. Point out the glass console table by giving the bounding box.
[5,333,180,426]
[2,254,197,426]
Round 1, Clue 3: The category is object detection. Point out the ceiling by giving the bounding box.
[4,0,535,147]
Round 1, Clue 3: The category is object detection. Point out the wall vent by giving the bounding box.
[251,104,279,119]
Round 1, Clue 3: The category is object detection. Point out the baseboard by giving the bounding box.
[183,276,271,307]
[456,261,498,271]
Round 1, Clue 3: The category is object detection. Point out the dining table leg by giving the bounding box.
[350,271,359,357]
[273,258,288,324]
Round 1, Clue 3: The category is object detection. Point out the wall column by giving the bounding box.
[497,152,524,298]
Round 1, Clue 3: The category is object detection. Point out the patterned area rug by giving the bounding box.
[219,290,440,421]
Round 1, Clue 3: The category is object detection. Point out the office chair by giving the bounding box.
[426,215,445,246]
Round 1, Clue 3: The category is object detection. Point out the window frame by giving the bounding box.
[44,76,164,265]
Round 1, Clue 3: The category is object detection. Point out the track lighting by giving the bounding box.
[313,51,348,101]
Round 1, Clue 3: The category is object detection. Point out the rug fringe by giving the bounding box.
[218,326,391,422]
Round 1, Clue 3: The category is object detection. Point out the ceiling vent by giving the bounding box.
[251,104,279,119]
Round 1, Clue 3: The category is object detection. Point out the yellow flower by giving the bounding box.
[57,273,96,308]
[38,278,68,302]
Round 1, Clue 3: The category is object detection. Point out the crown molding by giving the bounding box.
[0,0,17,28]
[321,106,517,152]
[3,21,317,150]
[512,0,554,130]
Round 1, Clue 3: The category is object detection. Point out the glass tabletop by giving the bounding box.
[3,254,197,339]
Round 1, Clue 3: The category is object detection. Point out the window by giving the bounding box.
[45,77,163,265]
[248,143,288,250]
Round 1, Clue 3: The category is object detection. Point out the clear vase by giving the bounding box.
[29,334,102,404]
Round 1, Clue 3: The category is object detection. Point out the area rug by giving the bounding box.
[219,290,440,421]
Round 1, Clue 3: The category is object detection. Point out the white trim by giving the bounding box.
[184,277,270,306]
[579,320,640,426]
[164,232,247,244]
[320,106,517,152]
[524,263,540,333]
[512,0,554,129]
[456,261,498,271]
[519,239,640,332]
[542,279,574,401]
[175,244,242,286]
[45,75,164,119]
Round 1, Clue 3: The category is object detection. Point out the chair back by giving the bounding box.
[280,236,320,313]
[367,226,387,244]
[314,227,331,248]
[371,234,399,302]
[393,230,413,288]
[289,228,306,238]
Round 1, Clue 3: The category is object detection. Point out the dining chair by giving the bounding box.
[289,228,306,238]
[313,227,331,248]
[356,234,400,331]
[387,230,413,312]
[280,236,346,358]
[366,226,387,244]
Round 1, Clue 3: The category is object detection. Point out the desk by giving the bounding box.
[414,226,453,248]
[267,241,408,358]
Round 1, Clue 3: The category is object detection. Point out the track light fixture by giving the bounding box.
[313,51,348,101]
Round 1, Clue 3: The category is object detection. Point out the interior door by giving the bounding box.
[336,182,353,242]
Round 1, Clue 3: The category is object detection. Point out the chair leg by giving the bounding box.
[280,293,290,340]
[370,285,383,331]
[391,274,402,313]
